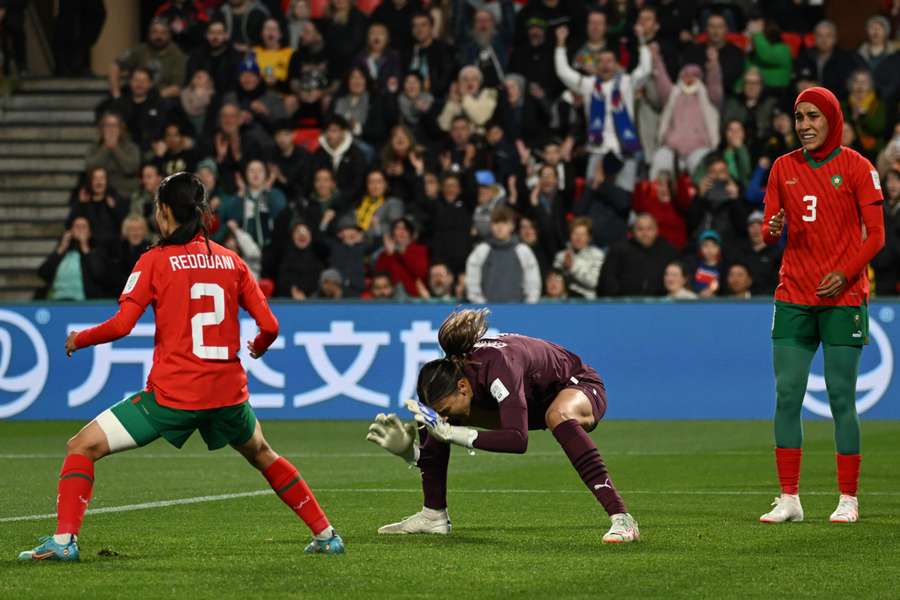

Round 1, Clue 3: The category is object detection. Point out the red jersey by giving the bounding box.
[75,235,278,410]
[763,147,884,306]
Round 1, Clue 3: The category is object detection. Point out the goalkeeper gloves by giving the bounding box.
[403,399,478,449]
[366,413,420,465]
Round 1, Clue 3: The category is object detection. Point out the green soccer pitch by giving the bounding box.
[2,420,899,598]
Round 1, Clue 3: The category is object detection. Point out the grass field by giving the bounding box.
[2,420,899,598]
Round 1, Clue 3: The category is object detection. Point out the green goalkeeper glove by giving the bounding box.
[366,413,419,465]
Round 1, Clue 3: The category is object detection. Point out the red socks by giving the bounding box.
[263,457,330,535]
[836,453,861,496]
[774,447,802,495]
[56,454,94,535]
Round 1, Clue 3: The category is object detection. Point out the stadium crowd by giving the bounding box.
[36,0,900,302]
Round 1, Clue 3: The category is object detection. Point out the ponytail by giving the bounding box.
[416,308,490,407]
[156,171,213,255]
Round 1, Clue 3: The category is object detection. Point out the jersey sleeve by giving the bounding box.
[237,257,279,353]
[852,156,885,207]
[762,159,783,245]
[471,353,529,454]
[119,250,157,309]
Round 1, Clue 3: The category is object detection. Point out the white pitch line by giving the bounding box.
[4,487,900,523]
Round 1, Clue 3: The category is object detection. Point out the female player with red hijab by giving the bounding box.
[365,309,639,543]
[759,87,884,524]
[19,172,344,561]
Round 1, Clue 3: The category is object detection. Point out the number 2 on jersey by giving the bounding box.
[191,283,227,359]
[802,195,817,222]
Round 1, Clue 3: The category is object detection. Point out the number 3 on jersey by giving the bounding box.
[191,283,227,359]
[802,194,817,222]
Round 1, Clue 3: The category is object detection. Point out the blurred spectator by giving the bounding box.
[632,171,689,251]
[570,10,609,75]
[422,262,456,301]
[842,120,866,155]
[215,0,270,51]
[155,0,210,53]
[516,164,567,255]
[405,11,455,97]
[859,15,900,104]
[688,154,745,243]
[370,0,420,57]
[794,21,857,100]
[597,213,677,297]
[38,217,111,300]
[178,70,216,140]
[52,0,105,77]
[427,173,476,276]
[270,120,308,201]
[187,17,242,95]
[327,214,367,297]
[573,154,630,249]
[499,74,551,149]
[762,106,800,160]
[877,122,900,175]
[130,162,163,229]
[682,13,745,96]
[553,217,604,299]
[472,170,507,241]
[304,167,341,232]
[276,221,325,299]
[223,54,289,132]
[369,271,407,299]
[381,125,424,204]
[456,2,515,88]
[650,45,723,180]
[152,122,201,175]
[438,66,498,133]
[375,217,429,296]
[721,67,777,151]
[310,115,368,211]
[211,102,271,193]
[350,169,405,246]
[198,159,238,242]
[0,0,27,75]
[99,67,166,153]
[333,66,395,155]
[85,112,141,198]
[286,0,312,49]
[686,229,725,298]
[250,18,294,94]
[744,18,792,93]
[726,262,754,299]
[466,206,541,303]
[221,219,263,279]
[112,215,151,292]
[67,167,128,245]
[109,18,186,100]
[873,169,900,295]
[397,72,436,140]
[721,119,752,188]
[223,159,287,248]
[288,20,330,103]
[842,69,888,161]
[517,214,550,277]
[315,268,345,299]
[513,0,586,50]
[353,22,403,94]
[637,5,678,80]
[322,0,368,80]
[735,210,782,294]
[440,115,479,172]
[543,268,568,300]
[663,261,698,300]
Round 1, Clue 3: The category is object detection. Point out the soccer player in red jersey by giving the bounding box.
[19,173,343,561]
[758,87,884,524]
[366,309,639,543]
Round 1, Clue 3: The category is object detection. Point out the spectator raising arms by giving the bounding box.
[38,217,111,300]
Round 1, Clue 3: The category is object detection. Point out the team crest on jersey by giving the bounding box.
[831,174,843,189]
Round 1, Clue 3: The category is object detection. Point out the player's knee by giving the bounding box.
[65,433,104,461]
[545,406,578,430]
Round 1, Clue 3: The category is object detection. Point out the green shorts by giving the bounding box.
[108,391,257,451]
[771,301,869,347]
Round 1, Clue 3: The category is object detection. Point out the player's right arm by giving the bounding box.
[70,251,156,354]
[762,159,784,245]
[237,258,278,357]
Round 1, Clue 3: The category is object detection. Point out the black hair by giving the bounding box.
[130,66,153,81]
[156,171,213,254]
[324,114,350,131]
[416,308,489,407]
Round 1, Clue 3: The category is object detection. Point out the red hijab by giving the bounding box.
[794,86,844,161]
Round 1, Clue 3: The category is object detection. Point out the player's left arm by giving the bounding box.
[819,163,885,297]
[67,253,155,355]
[470,373,529,454]
[237,259,279,358]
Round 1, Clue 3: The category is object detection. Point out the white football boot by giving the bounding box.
[602,513,640,543]
[829,495,859,523]
[377,508,451,534]
[759,494,804,523]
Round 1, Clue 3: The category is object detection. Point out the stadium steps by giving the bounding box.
[0,78,102,300]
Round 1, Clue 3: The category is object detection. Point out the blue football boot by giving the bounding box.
[304,532,345,555]
[18,535,80,562]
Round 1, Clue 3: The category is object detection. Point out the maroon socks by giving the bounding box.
[552,419,627,516]
[418,428,450,510]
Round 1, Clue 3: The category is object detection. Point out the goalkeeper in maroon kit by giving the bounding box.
[366,309,639,543]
